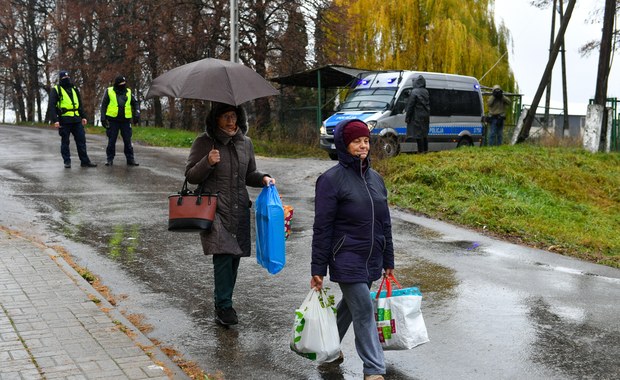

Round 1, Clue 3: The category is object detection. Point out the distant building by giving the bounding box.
[530,111,586,139]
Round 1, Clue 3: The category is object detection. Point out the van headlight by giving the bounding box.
[366,120,376,131]
[320,125,327,135]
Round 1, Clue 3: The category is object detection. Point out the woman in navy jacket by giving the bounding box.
[311,119,394,380]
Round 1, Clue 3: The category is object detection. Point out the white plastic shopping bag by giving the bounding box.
[371,274,430,350]
[290,288,341,362]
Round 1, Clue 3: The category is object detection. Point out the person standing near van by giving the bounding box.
[100,75,140,166]
[405,75,430,153]
[48,70,97,168]
[487,84,511,146]
[311,119,394,380]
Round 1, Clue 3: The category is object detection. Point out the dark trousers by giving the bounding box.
[58,122,90,164]
[416,137,428,153]
[106,120,135,162]
[488,115,505,146]
[212,254,241,310]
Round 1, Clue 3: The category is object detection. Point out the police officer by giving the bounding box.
[100,75,140,166]
[48,70,97,168]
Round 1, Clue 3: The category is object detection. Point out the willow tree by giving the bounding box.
[320,0,516,92]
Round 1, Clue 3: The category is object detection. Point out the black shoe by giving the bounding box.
[105,160,113,166]
[215,307,238,326]
[80,162,97,167]
[127,161,139,166]
[64,162,71,168]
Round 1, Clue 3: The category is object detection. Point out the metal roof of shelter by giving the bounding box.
[269,64,370,88]
[269,65,371,127]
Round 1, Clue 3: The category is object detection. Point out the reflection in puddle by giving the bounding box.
[526,297,620,379]
[394,254,459,307]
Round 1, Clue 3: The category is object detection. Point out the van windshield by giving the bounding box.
[340,88,397,110]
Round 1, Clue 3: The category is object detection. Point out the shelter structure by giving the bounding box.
[269,64,370,128]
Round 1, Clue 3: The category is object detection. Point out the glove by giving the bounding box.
[132,116,140,125]
[101,119,109,129]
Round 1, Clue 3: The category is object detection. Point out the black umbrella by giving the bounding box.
[146,58,279,105]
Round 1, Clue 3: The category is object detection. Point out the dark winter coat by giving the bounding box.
[185,104,267,257]
[311,119,395,284]
[405,75,430,139]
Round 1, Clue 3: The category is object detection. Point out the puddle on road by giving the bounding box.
[393,220,443,240]
[526,297,620,378]
[393,253,459,307]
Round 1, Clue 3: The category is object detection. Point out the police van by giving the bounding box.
[319,70,484,159]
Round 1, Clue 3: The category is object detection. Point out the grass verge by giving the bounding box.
[374,144,620,267]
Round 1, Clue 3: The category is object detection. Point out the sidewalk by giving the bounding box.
[0,229,189,380]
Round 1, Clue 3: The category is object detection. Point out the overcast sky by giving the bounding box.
[494,0,619,115]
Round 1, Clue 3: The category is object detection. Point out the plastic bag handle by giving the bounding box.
[374,273,403,299]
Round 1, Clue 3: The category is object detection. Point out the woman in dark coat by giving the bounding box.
[311,119,394,380]
[186,102,275,326]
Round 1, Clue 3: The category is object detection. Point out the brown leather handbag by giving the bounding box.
[168,179,217,232]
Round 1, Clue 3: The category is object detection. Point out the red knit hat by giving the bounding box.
[343,120,370,146]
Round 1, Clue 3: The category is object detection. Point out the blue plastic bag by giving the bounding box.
[255,184,285,274]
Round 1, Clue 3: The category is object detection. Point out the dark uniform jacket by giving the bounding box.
[48,84,87,125]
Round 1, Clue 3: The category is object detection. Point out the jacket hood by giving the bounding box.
[333,118,370,167]
[205,102,248,138]
[412,75,426,89]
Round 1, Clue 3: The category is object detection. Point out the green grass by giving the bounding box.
[375,145,620,267]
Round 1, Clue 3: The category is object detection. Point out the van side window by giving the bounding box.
[393,88,411,114]
[428,89,482,117]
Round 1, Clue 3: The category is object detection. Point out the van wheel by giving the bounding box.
[373,136,399,158]
[457,136,473,148]
[328,152,338,160]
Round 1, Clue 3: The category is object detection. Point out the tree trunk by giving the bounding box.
[544,0,557,130]
[517,0,576,143]
[560,0,569,136]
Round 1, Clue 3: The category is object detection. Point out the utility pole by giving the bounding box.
[230,0,239,63]
[594,0,615,150]
[517,0,576,143]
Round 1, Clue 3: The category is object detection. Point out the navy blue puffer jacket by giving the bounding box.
[311,119,394,283]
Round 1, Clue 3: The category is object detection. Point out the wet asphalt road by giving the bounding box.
[0,124,619,380]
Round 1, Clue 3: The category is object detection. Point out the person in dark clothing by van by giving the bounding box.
[487,84,511,146]
[100,75,140,166]
[311,119,394,380]
[48,70,97,168]
[405,75,431,153]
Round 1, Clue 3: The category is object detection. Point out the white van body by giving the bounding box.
[320,70,484,158]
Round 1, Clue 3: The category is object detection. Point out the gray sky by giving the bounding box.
[494,0,619,115]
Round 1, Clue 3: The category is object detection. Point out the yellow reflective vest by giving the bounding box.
[105,87,132,119]
[55,85,80,117]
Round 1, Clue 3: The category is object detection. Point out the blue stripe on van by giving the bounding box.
[371,126,483,136]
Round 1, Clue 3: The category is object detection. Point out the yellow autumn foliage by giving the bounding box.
[322,0,516,92]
